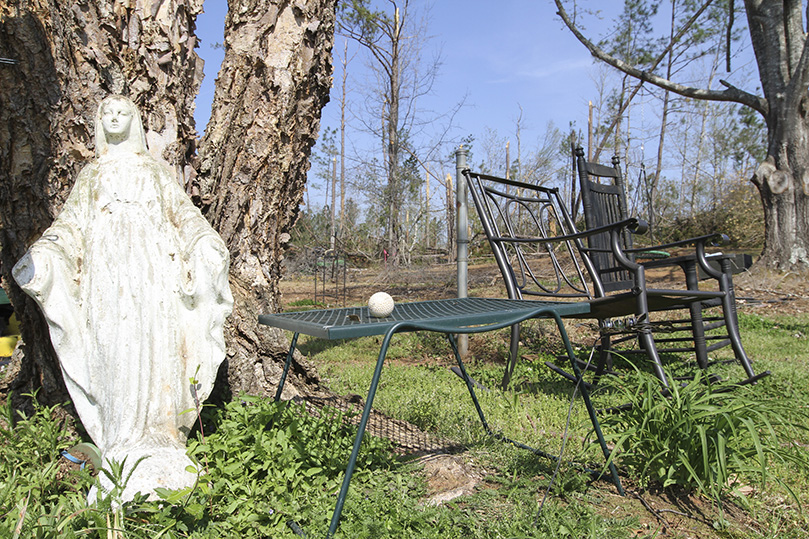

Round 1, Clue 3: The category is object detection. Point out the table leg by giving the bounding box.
[317,309,623,537]
[274,332,300,402]
[447,325,622,492]
[683,259,710,370]
[327,325,399,538]
[550,312,624,496]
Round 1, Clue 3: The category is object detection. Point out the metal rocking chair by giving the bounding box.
[463,168,769,389]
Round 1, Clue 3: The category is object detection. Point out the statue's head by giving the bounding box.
[94,95,148,157]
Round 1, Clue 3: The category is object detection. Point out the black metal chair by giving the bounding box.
[463,168,768,389]
[574,147,766,387]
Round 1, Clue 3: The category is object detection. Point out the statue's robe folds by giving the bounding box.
[16,152,233,498]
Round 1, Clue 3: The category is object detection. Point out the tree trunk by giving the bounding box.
[445,173,455,263]
[1,0,338,408]
[385,7,401,265]
[197,0,336,400]
[0,0,203,408]
[745,0,809,271]
[751,124,809,270]
[339,40,347,243]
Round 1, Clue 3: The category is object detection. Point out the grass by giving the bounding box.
[1,308,808,537]
[302,313,809,537]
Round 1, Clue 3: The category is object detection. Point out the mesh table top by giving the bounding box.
[258,297,590,340]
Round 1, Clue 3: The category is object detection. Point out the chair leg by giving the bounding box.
[637,328,670,388]
[721,285,757,379]
[631,280,671,388]
[688,302,710,370]
[550,312,624,495]
[593,333,613,383]
[682,260,711,370]
[715,262,763,381]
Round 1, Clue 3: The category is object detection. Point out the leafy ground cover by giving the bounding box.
[1,260,808,537]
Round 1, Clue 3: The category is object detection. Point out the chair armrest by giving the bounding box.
[624,233,728,255]
[628,234,732,281]
[603,228,732,283]
[491,217,647,246]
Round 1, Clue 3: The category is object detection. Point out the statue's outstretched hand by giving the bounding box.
[12,251,37,287]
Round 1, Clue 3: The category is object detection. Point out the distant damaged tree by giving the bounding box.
[556,0,809,271]
[338,0,444,265]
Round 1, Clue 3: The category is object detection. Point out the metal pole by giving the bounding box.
[455,147,469,356]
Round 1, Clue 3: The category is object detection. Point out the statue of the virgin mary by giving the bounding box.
[13,95,233,501]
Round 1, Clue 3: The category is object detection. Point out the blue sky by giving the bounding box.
[196,2,734,210]
[194,1,226,132]
[194,1,607,148]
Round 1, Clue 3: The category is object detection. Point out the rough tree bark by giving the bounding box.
[556,0,809,272]
[745,0,809,271]
[197,0,336,400]
[0,0,204,407]
[0,0,337,407]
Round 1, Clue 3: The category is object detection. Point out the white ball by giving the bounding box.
[368,292,395,318]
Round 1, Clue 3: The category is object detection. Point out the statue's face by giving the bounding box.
[101,100,133,141]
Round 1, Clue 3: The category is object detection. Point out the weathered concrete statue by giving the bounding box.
[13,95,233,501]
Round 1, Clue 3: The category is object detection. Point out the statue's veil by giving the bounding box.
[94,95,149,157]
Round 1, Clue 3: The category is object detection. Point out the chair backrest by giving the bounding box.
[575,146,634,292]
[464,170,597,302]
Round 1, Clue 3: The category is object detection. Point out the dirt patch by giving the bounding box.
[418,453,483,506]
[583,481,762,538]
[732,268,809,316]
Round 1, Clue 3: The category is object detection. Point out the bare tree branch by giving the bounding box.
[554,0,768,116]
[592,0,717,158]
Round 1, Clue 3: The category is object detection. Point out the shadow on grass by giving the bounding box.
[295,337,355,357]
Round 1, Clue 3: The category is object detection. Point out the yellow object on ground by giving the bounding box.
[5,313,20,335]
[0,335,18,357]
[1,314,20,356]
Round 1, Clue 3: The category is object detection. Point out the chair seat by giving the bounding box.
[576,289,725,320]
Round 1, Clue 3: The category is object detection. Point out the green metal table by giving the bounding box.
[259,297,622,537]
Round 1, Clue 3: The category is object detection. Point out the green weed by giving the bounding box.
[598,368,809,502]
[0,394,395,538]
